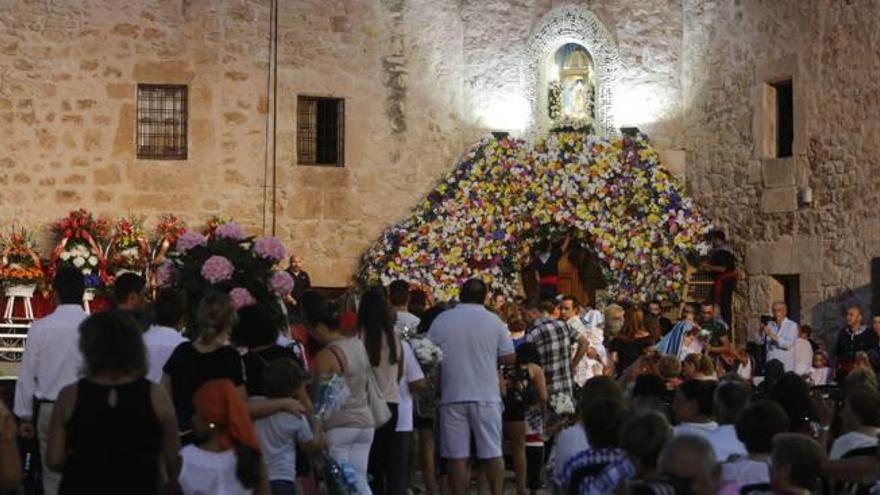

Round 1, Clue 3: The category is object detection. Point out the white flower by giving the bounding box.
[82,268,92,275]
[60,251,71,261]
[72,257,86,268]
[88,256,98,266]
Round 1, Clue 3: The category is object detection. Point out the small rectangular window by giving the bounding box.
[297,96,344,167]
[764,79,794,159]
[772,274,801,323]
[136,84,188,160]
[773,80,793,157]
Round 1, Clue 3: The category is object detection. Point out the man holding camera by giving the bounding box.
[764,301,799,372]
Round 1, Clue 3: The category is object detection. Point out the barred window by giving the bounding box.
[137,84,188,160]
[297,96,344,167]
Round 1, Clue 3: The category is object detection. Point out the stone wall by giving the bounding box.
[682,0,880,336]
[0,0,688,288]
[0,0,272,249]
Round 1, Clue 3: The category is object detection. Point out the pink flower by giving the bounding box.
[215,222,246,241]
[156,261,176,287]
[229,287,256,309]
[270,270,294,296]
[176,231,207,253]
[201,255,234,284]
[254,236,287,262]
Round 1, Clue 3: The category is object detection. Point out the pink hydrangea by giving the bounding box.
[270,270,294,296]
[254,236,287,262]
[229,287,256,309]
[215,222,246,241]
[156,261,176,287]
[176,231,207,253]
[201,255,234,284]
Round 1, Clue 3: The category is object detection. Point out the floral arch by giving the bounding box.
[357,133,711,303]
[522,4,621,137]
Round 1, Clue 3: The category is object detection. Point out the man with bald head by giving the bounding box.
[764,301,799,372]
[655,435,719,495]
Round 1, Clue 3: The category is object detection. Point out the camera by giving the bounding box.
[760,314,773,325]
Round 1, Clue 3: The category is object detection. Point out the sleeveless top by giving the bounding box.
[59,378,162,495]
[369,331,402,404]
[324,337,373,431]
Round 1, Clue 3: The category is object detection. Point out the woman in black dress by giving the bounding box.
[609,307,659,378]
[47,310,180,494]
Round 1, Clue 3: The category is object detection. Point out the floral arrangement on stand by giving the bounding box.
[51,209,110,290]
[106,216,149,276]
[160,220,294,326]
[0,225,44,296]
[150,214,187,290]
[358,132,712,303]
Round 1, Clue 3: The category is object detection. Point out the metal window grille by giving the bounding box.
[297,96,344,167]
[137,84,188,160]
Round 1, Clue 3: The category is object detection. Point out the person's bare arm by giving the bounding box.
[151,384,181,485]
[530,364,548,404]
[46,385,76,472]
[707,335,732,355]
[499,353,516,366]
[570,334,590,373]
[0,402,21,490]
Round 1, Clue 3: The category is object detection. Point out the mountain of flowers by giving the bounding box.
[358,132,712,303]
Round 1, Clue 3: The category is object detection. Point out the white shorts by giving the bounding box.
[438,401,503,460]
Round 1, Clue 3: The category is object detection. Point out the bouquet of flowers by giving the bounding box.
[51,209,109,288]
[548,81,563,121]
[106,216,149,275]
[548,392,575,417]
[162,220,292,327]
[0,225,43,291]
[405,334,443,373]
[313,374,351,421]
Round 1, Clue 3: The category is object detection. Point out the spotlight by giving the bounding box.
[620,127,641,138]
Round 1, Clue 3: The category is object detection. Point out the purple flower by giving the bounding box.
[229,287,256,309]
[176,231,207,253]
[270,270,294,296]
[201,255,234,284]
[254,236,287,262]
[156,261,176,287]
[215,221,246,241]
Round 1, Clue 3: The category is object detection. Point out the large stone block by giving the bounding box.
[760,186,798,213]
[761,157,796,188]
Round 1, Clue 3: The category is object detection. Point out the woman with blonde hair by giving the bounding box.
[163,292,304,443]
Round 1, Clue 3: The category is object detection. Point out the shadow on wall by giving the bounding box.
[811,284,874,343]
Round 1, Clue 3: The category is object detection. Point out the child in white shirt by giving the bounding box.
[809,350,831,385]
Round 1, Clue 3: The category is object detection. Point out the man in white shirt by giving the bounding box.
[14,268,88,495]
[429,279,515,495]
[560,295,605,385]
[672,380,746,462]
[142,288,188,383]
[389,279,420,336]
[764,301,799,372]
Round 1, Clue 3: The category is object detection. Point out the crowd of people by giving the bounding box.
[4,254,880,495]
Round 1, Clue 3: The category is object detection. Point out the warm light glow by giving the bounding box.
[612,85,671,128]
[473,92,530,133]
